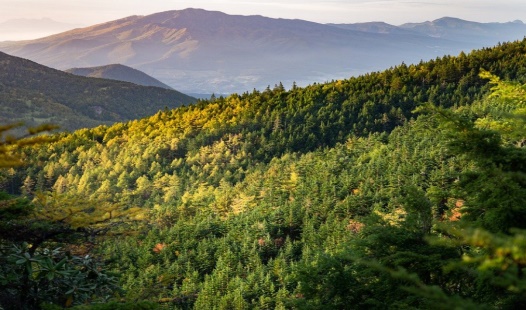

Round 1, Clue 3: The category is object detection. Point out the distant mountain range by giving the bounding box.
[0,51,195,134]
[0,18,83,41]
[328,22,420,35]
[65,64,173,90]
[331,17,526,44]
[399,17,526,44]
[0,9,525,94]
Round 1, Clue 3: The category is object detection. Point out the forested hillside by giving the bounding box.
[2,39,526,309]
[0,52,195,134]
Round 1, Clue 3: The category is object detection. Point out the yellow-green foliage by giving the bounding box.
[0,123,57,168]
[32,191,147,230]
[474,70,526,146]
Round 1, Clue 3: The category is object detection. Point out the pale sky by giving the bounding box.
[0,0,525,26]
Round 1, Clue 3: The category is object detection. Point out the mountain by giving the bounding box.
[0,9,478,94]
[328,22,419,35]
[0,51,196,133]
[331,17,526,45]
[0,18,83,41]
[1,10,525,94]
[65,64,173,90]
[399,17,526,44]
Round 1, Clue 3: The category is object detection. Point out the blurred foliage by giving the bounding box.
[0,126,131,309]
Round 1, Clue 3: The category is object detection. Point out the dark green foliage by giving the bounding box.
[0,191,121,310]
[0,243,119,310]
[68,301,159,310]
[41,301,159,310]
[0,192,62,245]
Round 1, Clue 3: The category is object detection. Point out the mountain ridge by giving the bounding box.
[1,9,524,94]
[0,51,196,134]
[399,16,526,43]
[65,64,174,90]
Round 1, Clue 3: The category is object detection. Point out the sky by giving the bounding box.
[1,0,525,26]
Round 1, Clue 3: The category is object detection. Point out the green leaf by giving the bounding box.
[15,258,27,265]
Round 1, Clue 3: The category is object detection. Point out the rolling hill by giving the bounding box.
[0,51,196,133]
[0,8,488,94]
[65,64,173,89]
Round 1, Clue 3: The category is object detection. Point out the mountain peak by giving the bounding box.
[65,64,174,90]
[431,16,478,27]
[433,16,468,22]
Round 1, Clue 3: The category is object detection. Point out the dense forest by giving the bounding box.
[2,39,526,309]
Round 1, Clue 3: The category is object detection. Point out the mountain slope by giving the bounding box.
[0,9,475,94]
[65,64,173,89]
[0,51,196,133]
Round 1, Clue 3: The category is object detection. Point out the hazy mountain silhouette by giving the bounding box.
[0,18,83,41]
[0,9,523,94]
[66,64,173,90]
[399,17,526,44]
[328,22,418,35]
[331,18,526,44]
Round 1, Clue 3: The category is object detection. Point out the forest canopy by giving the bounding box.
[2,39,526,309]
